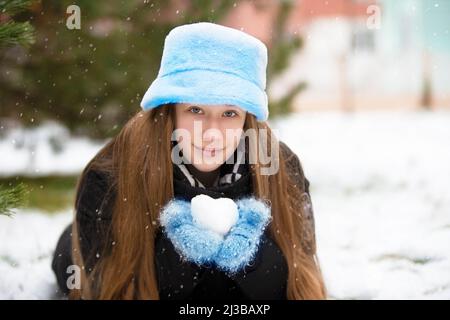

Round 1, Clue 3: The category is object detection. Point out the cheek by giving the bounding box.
[174,118,200,163]
[221,125,244,160]
[224,123,244,146]
[174,119,193,148]
[224,132,242,157]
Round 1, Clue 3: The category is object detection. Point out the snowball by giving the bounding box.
[191,194,239,237]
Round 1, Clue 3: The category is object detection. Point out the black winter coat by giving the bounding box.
[51,141,316,300]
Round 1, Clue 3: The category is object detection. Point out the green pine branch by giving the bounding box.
[0,183,26,217]
[0,0,34,15]
[267,1,305,117]
[0,20,35,48]
[0,0,36,48]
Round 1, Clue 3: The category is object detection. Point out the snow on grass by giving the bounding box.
[0,209,72,299]
[0,122,105,177]
[272,110,450,299]
[0,110,449,299]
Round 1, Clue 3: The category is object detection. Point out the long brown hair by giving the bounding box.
[70,104,327,299]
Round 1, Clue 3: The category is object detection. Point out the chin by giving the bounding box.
[191,163,222,172]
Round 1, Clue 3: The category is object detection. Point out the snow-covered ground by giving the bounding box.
[1,110,450,299]
[274,110,450,299]
[0,210,72,299]
[0,121,105,177]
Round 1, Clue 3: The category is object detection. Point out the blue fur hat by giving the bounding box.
[140,22,269,121]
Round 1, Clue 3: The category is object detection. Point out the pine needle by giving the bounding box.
[0,183,26,217]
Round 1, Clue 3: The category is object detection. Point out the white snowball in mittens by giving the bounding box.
[191,194,239,237]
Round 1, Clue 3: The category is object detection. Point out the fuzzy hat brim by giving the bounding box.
[140,68,268,121]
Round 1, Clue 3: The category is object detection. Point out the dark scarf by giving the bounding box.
[172,139,252,201]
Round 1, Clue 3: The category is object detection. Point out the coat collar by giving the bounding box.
[172,162,253,201]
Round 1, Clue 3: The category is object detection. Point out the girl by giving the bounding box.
[52,22,326,300]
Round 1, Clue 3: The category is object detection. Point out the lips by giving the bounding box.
[193,144,224,156]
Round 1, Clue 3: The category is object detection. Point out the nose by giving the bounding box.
[202,127,221,143]
[201,118,222,145]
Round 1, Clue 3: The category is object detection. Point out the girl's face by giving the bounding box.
[174,103,247,172]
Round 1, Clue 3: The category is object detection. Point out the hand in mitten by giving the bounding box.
[213,197,272,274]
[159,198,224,265]
[159,195,272,274]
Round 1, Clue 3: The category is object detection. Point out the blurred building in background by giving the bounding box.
[224,0,450,111]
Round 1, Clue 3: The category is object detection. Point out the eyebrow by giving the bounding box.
[184,103,242,111]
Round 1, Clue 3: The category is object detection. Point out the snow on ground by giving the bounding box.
[0,121,106,177]
[0,209,72,299]
[273,110,450,299]
[1,110,450,299]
